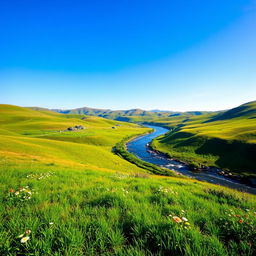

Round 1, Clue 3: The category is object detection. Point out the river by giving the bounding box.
[127,125,256,195]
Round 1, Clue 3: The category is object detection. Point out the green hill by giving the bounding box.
[206,101,256,122]
[0,104,256,255]
[51,106,210,121]
[150,101,256,177]
[0,104,150,172]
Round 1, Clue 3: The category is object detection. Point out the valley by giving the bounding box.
[0,103,256,255]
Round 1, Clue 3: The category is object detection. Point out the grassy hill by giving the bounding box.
[150,101,256,178]
[0,104,256,255]
[0,104,151,173]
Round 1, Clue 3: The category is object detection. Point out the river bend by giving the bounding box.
[127,125,256,195]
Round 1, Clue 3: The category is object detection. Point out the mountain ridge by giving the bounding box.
[49,107,214,120]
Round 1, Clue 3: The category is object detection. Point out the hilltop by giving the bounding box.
[206,100,256,122]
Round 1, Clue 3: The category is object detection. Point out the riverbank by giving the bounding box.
[113,130,178,177]
[150,129,256,188]
[149,142,256,188]
[142,102,256,181]
[126,125,256,194]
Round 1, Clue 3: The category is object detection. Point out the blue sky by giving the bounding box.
[1,0,256,111]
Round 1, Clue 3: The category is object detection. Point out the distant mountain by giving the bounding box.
[51,107,211,120]
[150,109,174,113]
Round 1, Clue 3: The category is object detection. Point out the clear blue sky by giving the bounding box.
[1,0,256,111]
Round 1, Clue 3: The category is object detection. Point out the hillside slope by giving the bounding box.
[151,101,256,177]
[0,104,150,173]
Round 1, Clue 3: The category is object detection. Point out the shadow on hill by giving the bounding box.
[157,131,256,174]
[195,138,256,172]
[157,131,205,149]
[157,131,192,145]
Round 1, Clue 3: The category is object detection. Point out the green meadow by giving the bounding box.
[0,104,256,255]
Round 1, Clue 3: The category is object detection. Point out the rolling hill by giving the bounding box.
[51,106,211,121]
[0,104,151,173]
[150,101,256,178]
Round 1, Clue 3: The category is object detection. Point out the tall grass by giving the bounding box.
[1,164,255,255]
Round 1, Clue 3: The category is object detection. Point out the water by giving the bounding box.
[127,125,256,195]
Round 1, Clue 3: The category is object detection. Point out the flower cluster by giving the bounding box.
[26,171,54,180]
[158,186,178,195]
[106,187,129,195]
[219,209,256,246]
[169,210,191,229]
[114,172,129,179]
[8,186,34,202]
[223,208,256,225]
[221,209,256,225]
[18,229,31,244]
[121,187,129,194]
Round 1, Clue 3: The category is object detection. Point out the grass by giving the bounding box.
[1,165,256,255]
[0,104,256,255]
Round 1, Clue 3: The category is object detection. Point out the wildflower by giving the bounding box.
[172,216,182,223]
[9,188,14,193]
[20,236,30,243]
[182,217,188,222]
[184,222,190,226]
[25,229,31,235]
[15,191,19,195]
[49,222,54,225]
[239,219,243,224]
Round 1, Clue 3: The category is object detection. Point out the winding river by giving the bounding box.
[127,125,256,195]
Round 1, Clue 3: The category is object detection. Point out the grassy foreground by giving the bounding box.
[0,104,256,255]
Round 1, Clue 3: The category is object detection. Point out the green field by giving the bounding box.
[0,104,256,255]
